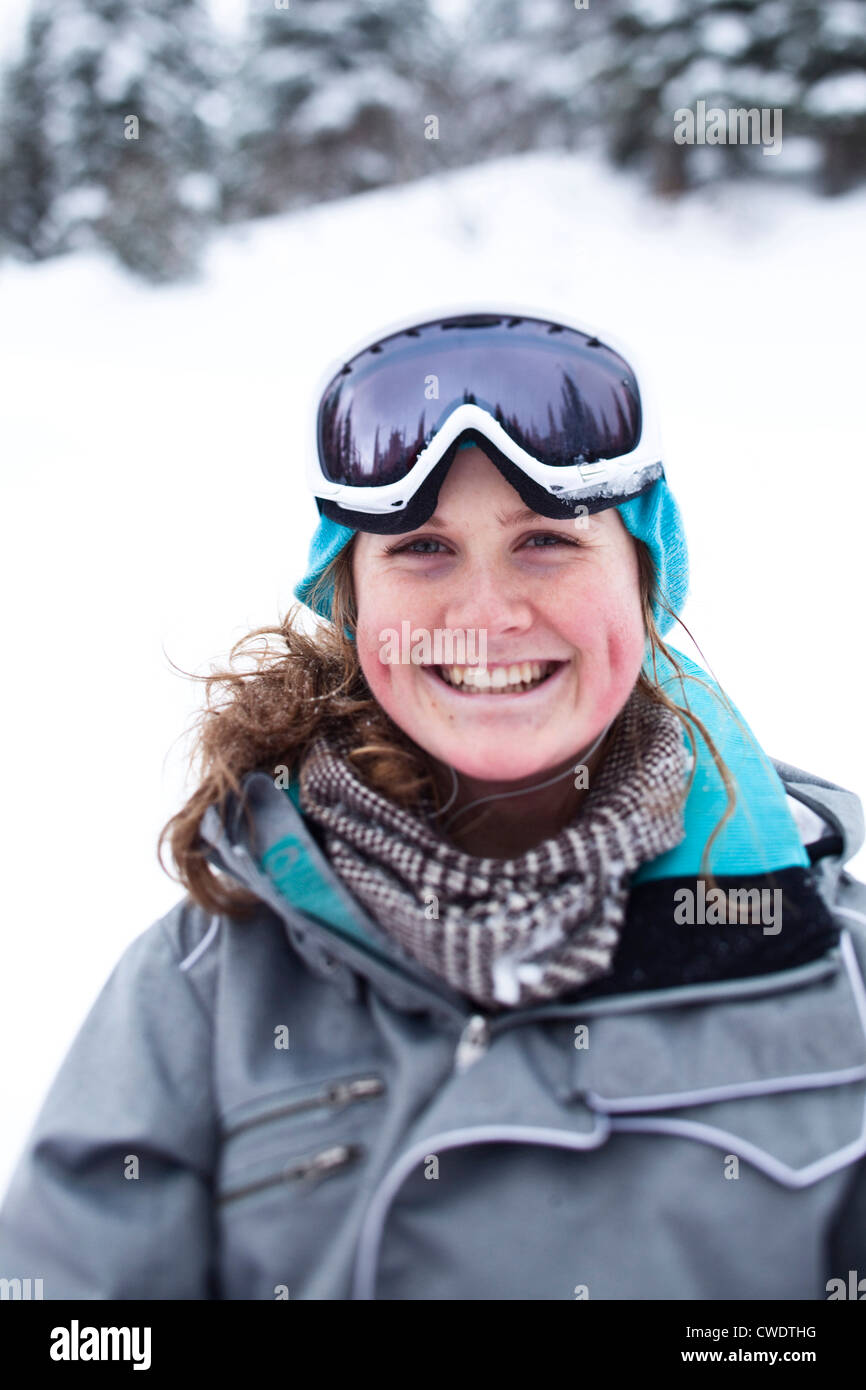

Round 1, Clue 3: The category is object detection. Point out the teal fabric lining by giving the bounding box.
[632,645,807,882]
[261,776,384,953]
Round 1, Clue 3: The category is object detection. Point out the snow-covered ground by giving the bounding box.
[1,149,865,1194]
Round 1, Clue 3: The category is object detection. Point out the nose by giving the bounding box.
[441,559,534,644]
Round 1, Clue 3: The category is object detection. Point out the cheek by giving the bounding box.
[354,587,420,708]
[560,565,643,652]
[552,561,646,706]
[605,570,647,684]
[356,615,392,702]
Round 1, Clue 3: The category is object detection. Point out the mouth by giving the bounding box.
[427,659,565,696]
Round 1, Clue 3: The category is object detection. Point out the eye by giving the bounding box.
[523,532,581,548]
[384,536,450,556]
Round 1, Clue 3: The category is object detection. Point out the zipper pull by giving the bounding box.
[284,1143,361,1185]
[454,1014,490,1073]
[326,1077,385,1107]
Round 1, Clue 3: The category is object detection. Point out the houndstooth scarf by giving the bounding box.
[297,684,690,1011]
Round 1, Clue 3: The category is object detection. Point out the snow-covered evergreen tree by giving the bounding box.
[2,0,862,279]
[578,0,866,196]
[462,0,606,160]
[0,0,226,281]
[0,5,55,261]
[224,0,448,220]
[798,1,866,193]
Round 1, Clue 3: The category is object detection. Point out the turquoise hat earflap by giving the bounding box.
[294,513,356,626]
[616,476,689,638]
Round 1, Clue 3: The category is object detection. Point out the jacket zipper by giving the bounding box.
[454,1014,491,1073]
[223,1075,385,1140]
[220,1142,364,1205]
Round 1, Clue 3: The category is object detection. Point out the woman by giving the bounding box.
[2,305,866,1301]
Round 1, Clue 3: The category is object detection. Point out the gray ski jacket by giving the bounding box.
[1,759,866,1300]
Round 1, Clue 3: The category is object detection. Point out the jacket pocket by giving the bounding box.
[217,1071,386,1210]
[569,932,866,1188]
[220,1141,366,1206]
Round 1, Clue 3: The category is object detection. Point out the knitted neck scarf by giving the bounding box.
[297,684,690,1011]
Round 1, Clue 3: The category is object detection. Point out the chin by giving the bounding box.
[426,734,574,785]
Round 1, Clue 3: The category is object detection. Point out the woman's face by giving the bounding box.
[351,447,647,783]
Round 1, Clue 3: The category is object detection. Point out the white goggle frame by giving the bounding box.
[306,298,666,516]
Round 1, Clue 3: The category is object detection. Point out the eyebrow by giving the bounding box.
[423,506,582,528]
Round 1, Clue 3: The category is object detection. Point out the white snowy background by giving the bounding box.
[1,3,865,1195]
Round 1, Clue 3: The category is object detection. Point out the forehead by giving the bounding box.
[421,504,608,528]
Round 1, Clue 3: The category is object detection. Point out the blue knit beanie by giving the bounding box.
[294,442,688,638]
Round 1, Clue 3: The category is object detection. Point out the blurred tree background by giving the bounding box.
[0,0,863,284]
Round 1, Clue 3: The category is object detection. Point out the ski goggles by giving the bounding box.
[307,301,666,533]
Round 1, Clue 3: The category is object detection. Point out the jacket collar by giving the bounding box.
[198,772,475,1022]
[197,754,862,1019]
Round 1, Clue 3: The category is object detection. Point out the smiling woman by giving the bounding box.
[345,448,671,858]
[281,455,724,868]
[2,305,865,1302]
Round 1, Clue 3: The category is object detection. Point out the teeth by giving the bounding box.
[435,661,556,693]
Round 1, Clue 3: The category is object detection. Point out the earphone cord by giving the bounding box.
[431,719,614,829]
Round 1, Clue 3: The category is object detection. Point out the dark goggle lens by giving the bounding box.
[317,314,642,488]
